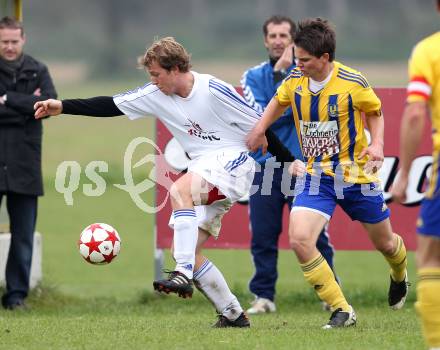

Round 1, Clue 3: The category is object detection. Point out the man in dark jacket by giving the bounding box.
[0,16,57,310]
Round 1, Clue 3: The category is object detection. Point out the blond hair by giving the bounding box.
[140,37,191,72]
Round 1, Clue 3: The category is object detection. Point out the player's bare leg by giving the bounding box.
[362,219,409,310]
[289,210,356,328]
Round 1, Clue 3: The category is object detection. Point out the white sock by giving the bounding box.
[173,209,198,279]
[193,259,243,320]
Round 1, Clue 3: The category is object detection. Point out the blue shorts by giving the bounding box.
[292,173,390,224]
[417,152,440,237]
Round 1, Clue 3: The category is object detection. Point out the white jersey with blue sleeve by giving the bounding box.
[113,71,261,160]
[115,72,258,231]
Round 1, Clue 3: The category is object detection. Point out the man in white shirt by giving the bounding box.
[34,37,294,328]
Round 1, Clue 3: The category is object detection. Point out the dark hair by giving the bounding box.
[294,17,335,61]
[140,37,191,72]
[0,16,24,36]
[263,15,296,38]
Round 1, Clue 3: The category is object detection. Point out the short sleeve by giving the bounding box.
[407,42,433,103]
[209,78,261,134]
[274,80,292,106]
[113,84,158,120]
[352,84,382,115]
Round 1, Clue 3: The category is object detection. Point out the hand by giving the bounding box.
[33,88,41,96]
[288,159,306,177]
[273,43,294,72]
[358,143,384,174]
[0,94,5,105]
[390,172,409,203]
[34,99,63,119]
[246,125,268,154]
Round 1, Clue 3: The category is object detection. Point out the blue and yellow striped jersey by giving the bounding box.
[407,32,440,152]
[407,32,440,198]
[275,61,382,184]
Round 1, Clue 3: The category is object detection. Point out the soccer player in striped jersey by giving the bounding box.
[241,15,337,315]
[247,18,409,329]
[34,37,294,328]
[391,1,440,348]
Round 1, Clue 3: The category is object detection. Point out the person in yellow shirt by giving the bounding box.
[391,1,440,348]
[247,17,409,329]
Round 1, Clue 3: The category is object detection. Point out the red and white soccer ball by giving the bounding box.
[78,223,121,265]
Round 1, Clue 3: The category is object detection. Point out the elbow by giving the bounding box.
[404,102,427,127]
[406,113,424,127]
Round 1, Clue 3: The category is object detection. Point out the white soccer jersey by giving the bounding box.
[113,72,261,160]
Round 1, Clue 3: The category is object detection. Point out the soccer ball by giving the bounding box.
[78,223,121,265]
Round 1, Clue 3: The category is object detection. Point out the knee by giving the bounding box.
[289,239,309,253]
[375,237,396,255]
[416,249,440,269]
[169,182,181,204]
[169,182,189,208]
[415,253,425,269]
[288,230,312,253]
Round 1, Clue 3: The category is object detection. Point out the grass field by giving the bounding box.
[0,79,425,349]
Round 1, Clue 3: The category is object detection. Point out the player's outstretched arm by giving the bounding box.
[34,99,62,119]
[35,96,124,119]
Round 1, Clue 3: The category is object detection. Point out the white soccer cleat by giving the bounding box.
[246,297,276,315]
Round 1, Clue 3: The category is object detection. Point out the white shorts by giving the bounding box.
[168,149,255,237]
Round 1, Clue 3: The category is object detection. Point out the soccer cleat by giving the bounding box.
[246,297,276,315]
[212,312,251,328]
[3,300,29,311]
[153,270,194,298]
[388,273,409,310]
[322,306,357,329]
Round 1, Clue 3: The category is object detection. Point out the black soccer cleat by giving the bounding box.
[322,306,357,329]
[388,273,409,310]
[153,270,194,298]
[212,312,251,328]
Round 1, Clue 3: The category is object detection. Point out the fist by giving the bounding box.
[288,159,306,177]
[34,99,63,119]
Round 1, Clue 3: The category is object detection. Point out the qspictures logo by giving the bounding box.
[53,135,434,213]
[54,137,181,214]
